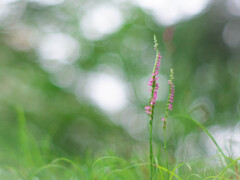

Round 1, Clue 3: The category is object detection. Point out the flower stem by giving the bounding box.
[163,125,169,179]
[149,118,153,180]
[146,35,162,180]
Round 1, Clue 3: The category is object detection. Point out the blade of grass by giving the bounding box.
[173,114,228,162]
[32,164,78,178]
[16,106,32,167]
[51,157,84,175]
[218,157,240,179]
[103,163,148,180]
[92,156,129,168]
[155,164,182,180]
[170,163,188,180]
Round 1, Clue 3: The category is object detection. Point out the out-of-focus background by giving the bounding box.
[0,0,240,168]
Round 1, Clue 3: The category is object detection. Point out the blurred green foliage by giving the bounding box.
[0,1,239,178]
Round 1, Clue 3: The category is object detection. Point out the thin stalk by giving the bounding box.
[146,35,161,180]
[235,162,239,180]
[149,78,156,180]
[163,126,169,179]
[149,118,153,180]
[162,69,174,179]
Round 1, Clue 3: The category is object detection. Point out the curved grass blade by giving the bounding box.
[92,156,129,168]
[186,174,203,180]
[32,164,78,179]
[51,157,84,175]
[155,165,182,180]
[170,163,190,180]
[103,163,148,180]
[173,114,227,161]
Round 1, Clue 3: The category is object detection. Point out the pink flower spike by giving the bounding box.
[155,86,159,90]
[155,71,159,75]
[169,104,173,107]
[170,94,174,97]
[169,99,173,103]
[156,67,159,70]
[170,96,174,100]
[162,117,165,122]
[169,107,173,110]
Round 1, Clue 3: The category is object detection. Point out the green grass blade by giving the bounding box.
[173,114,227,159]
[155,165,182,180]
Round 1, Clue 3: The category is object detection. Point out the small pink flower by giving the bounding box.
[150,100,156,105]
[145,106,151,110]
[146,110,151,114]
[162,117,165,122]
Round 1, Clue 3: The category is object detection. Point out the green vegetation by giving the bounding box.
[0,0,239,179]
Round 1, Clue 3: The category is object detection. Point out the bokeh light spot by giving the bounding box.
[37,33,80,64]
[133,0,211,25]
[86,73,127,113]
[80,4,124,40]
